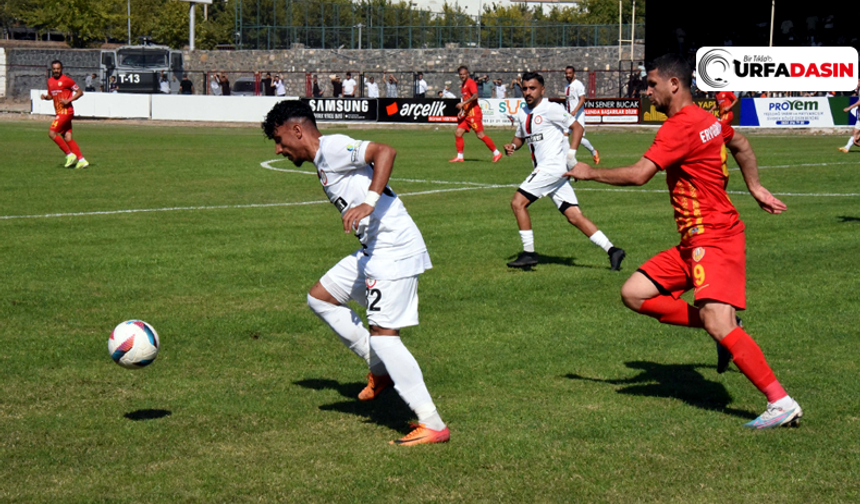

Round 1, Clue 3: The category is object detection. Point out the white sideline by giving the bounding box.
[0,159,856,221]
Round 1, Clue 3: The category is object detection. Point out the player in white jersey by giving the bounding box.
[564,66,600,165]
[503,72,625,270]
[262,100,449,446]
[838,82,860,153]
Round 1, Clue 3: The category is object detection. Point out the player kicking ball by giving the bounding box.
[262,100,449,446]
[41,60,88,169]
[568,54,801,429]
[503,72,625,270]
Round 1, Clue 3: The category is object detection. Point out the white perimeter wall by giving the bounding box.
[30,91,298,122]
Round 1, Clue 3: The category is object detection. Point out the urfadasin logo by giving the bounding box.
[697,49,733,89]
[695,47,858,92]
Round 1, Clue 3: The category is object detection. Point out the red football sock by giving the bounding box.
[720,327,787,403]
[480,135,496,152]
[52,136,71,155]
[455,136,464,154]
[66,139,83,159]
[638,295,704,328]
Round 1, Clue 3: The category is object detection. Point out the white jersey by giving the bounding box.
[313,134,431,279]
[513,98,575,176]
[565,79,586,120]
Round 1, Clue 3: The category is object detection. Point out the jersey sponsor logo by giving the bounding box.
[534,115,544,125]
[317,168,328,186]
[365,278,377,288]
[524,133,544,144]
[693,247,705,262]
[346,142,363,163]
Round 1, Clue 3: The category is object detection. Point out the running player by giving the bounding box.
[40,60,88,169]
[503,72,625,270]
[450,65,502,163]
[714,90,738,127]
[568,54,801,429]
[262,100,449,446]
[564,66,599,165]
[838,93,860,153]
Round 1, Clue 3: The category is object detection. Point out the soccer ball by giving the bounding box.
[108,320,160,369]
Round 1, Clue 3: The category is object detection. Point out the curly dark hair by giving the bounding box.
[262,100,317,140]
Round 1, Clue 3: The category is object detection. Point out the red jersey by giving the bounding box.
[644,104,743,244]
[461,78,479,116]
[47,74,79,116]
[715,90,736,125]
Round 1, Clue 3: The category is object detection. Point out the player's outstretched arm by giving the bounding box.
[844,100,860,113]
[726,132,786,214]
[341,142,396,233]
[565,157,659,186]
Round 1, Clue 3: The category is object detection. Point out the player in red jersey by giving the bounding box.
[40,60,88,169]
[714,90,738,127]
[568,54,801,430]
[449,65,502,163]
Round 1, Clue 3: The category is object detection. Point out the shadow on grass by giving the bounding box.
[838,216,860,223]
[566,361,757,420]
[124,409,172,421]
[293,378,414,433]
[505,253,605,270]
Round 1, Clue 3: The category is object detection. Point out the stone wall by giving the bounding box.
[3,45,644,99]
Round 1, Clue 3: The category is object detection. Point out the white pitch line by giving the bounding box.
[2,159,856,221]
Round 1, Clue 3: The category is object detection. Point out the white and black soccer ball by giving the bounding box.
[108,320,160,369]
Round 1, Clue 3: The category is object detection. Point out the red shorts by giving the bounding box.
[457,111,484,132]
[638,232,746,310]
[50,113,73,134]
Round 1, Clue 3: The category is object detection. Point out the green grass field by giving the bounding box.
[1,117,858,503]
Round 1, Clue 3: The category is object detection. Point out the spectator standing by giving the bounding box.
[366,76,379,98]
[494,79,507,99]
[275,75,286,97]
[209,73,222,95]
[220,73,231,96]
[85,73,95,92]
[386,74,398,97]
[332,75,343,97]
[179,74,192,94]
[343,72,357,97]
[159,73,170,94]
[262,72,273,96]
[414,72,428,98]
[510,76,523,98]
[312,75,323,97]
[479,75,493,98]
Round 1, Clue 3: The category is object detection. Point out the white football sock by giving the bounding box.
[519,230,535,253]
[845,137,855,150]
[370,336,445,430]
[457,153,464,159]
[493,149,501,156]
[588,230,613,252]
[307,294,384,374]
[579,137,596,155]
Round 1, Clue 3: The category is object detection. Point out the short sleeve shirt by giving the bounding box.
[313,135,430,276]
[342,78,357,96]
[513,98,576,175]
[461,78,479,116]
[47,75,78,115]
[565,79,586,119]
[643,105,743,244]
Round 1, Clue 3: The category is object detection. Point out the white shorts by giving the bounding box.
[518,168,579,210]
[854,114,860,130]
[573,112,586,129]
[320,250,421,329]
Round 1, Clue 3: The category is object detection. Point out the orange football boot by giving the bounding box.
[358,372,393,401]
[390,422,450,446]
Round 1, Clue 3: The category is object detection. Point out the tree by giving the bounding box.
[18,0,124,47]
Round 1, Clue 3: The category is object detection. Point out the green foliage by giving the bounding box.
[17,0,124,47]
[0,119,858,502]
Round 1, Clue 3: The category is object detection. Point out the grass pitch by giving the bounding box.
[1,117,859,503]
